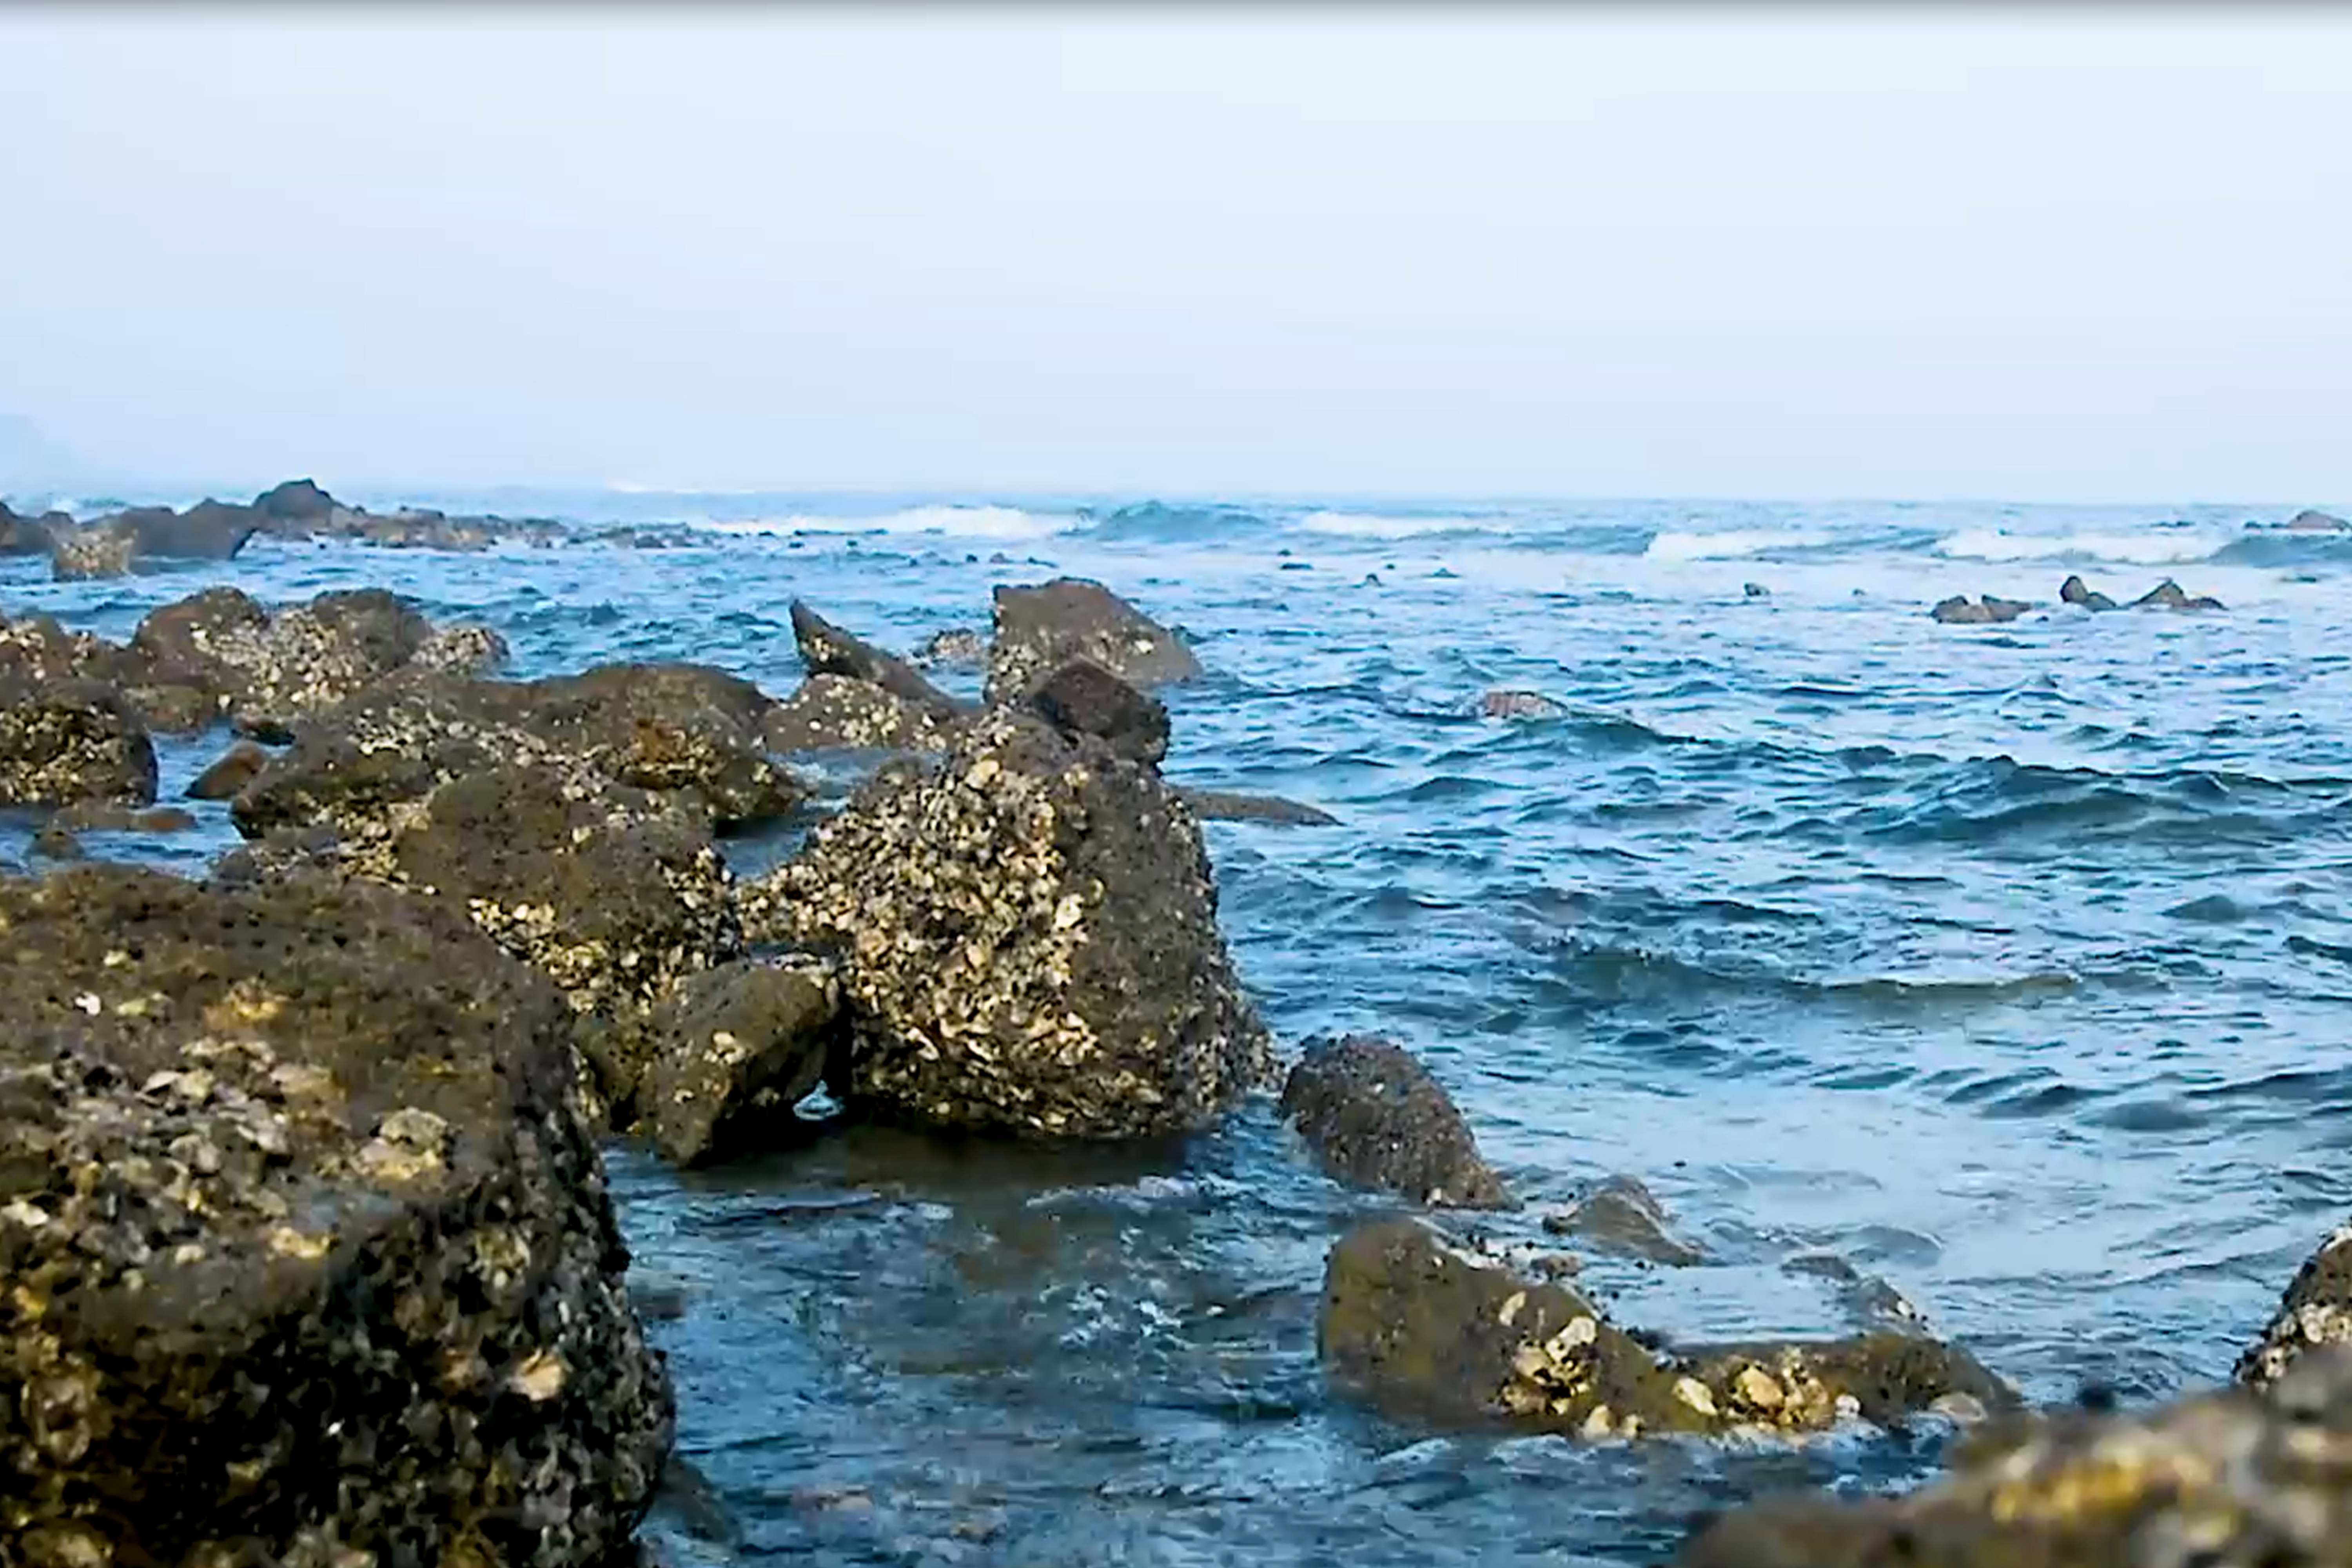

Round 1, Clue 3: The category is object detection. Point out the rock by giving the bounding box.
[1026,657,1170,766]
[523,663,798,827]
[29,824,84,860]
[0,676,158,806]
[414,621,511,676]
[53,801,197,833]
[1321,1217,2011,1442]
[2239,1220,2352,1388]
[1543,1175,1705,1266]
[0,608,217,736]
[0,499,56,556]
[2058,573,2118,611]
[763,673,951,755]
[1743,582,1771,599]
[2133,577,2226,612]
[1175,788,1340,827]
[133,586,429,739]
[1481,690,1570,720]
[51,501,262,578]
[1673,1347,2352,1568]
[1930,594,2034,624]
[789,601,965,723]
[252,475,339,524]
[739,709,1271,1139]
[48,523,135,580]
[984,578,1202,705]
[0,864,672,1567]
[188,739,273,800]
[642,959,842,1166]
[1279,1034,1512,1208]
[2287,508,2350,532]
[912,627,987,669]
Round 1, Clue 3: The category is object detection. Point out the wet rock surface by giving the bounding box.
[2238,1220,2352,1388]
[0,864,672,1567]
[739,709,1271,1138]
[1675,1347,2352,1568]
[0,677,159,806]
[1480,689,1570,720]
[1543,1174,1707,1266]
[984,577,1202,705]
[48,501,261,579]
[911,626,987,669]
[0,500,58,556]
[789,601,965,724]
[188,739,274,800]
[1930,594,2033,625]
[1320,1217,2011,1443]
[641,959,843,1167]
[1175,787,1341,827]
[2287,508,2349,532]
[1025,657,1170,766]
[2133,577,2226,612]
[762,673,951,756]
[1279,1035,1511,1209]
[2059,573,2119,611]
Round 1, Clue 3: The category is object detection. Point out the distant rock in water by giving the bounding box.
[985,577,1202,705]
[1929,594,2033,625]
[789,600,966,723]
[1026,657,1170,766]
[1319,1217,2011,1441]
[1743,582,1771,599]
[1174,787,1339,827]
[252,475,338,523]
[2237,1218,2352,1388]
[1543,1174,1706,1266]
[2286,508,2350,532]
[1675,1345,2352,1567]
[1481,689,1570,720]
[0,498,57,556]
[50,501,261,579]
[911,626,987,669]
[2132,577,2225,612]
[2058,574,2118,611]
[1280,1034,1512,1209]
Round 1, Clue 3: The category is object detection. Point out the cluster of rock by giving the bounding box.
[1932,575,2226,623]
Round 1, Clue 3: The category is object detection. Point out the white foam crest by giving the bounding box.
[1298,509,1490,540]
[1643,528,1813,563]
[696,504,1065,541]
[1935,528,2230,565]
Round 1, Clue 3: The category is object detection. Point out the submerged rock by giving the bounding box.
[984,578,1202,705]
[912,626,987,669]
[1480,689,1570,720]
[1321,1217,2010,1442]
[1279,1034,1512,1209]
[1026,657,1170,766]
[1743,582,1771,599]
[1174,787,1341,827]
[2238,1219,2352,1388]
[1675,1347,2352,1567]
[1543,1174,1706,1267]
[740,709,1271,1139]
[763,673,951,756]
[29,824,84,861]
[2058,573,2119,611]
[641,958,842,1166]
[52,800,196,834]
[1930,594,2033,625]
[0,676,158,806]
[2286,508,2350,532]
[789,601,965,723]
[187,738,274,800]
[0,864,673,1566]
[2133,577,2225,612]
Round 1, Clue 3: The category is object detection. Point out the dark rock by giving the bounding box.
[1481,689,1570,719]
[1742,582,1771,599]
[0,609,217,736]
[53,801,197,833]
[2058,574,2118,611]
[1673,1347,2352,1568]
[1026,658,1170,765]
[1321,1217,2011,1441]
[789,601,965,723]
[2287,508,2350,532]
[0,864,672,1567]
[1176,788,1340,827]
[1930,594,2032,624]
[51,501,262,578]
[2133,577,2225,612]
[29,824,84,860]
[0,499,55,556]
[1542,1175,1705,1266]
[132,586,463,739]
[763,673,952,755]
[252,476,339,523]
[1279,1034,1511,1209]
[739,710,1271,1139]
[642,959,842,1166]
[985,578,1202,704]
[2239,1219,2352,1388]
[188,739,274,800]
[912,627,987,669]
[524,663,797,827]
[47,523,135,581]
[0,677,158,805]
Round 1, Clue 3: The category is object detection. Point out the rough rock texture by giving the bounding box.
[762,674,951,755]
[189,740,274,801]
[1176,788,1340,827]
[1321,1218,2010,1442]
[29,826,84,862]
[740,710,1271,1139]
[984,579,1201,705]
[1481,690,1570,720]
[0,864,673,1568]
[1026,658,1170,766]
[1543,1174,1706,1266]
[47,526,134,582]
[911,627,986,669]
[1675,1347,2352,1568]
[520,664,795,827]
[2059,574,2120,611]
[0,500,57,556]
[2287,508,2350,532]
[0,612,217,737]
[2133,577,2226,612]
[789,602,965,723]
[49,503,260,579]
[1279,1035,1511,1209]
[0,677,158,806]
[1931,595,2033,625]
[2239,1220,2352,1388]
[641,960,842,1167]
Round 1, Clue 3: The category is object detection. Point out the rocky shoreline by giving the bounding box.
[5,514,2352,1564]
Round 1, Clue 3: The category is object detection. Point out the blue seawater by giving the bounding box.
[5,490,2351,1565]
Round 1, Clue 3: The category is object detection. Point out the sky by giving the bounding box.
[3,5,2349,506]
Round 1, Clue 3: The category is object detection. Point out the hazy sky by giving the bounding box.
[4,6,2349,504]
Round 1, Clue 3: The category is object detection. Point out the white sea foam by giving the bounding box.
[1298,510,1491,539]
[1642,528,1814,563]
[696,504,1066,541]
[1935,528,2231,565]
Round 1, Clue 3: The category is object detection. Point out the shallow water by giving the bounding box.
[7,491,2352,1564]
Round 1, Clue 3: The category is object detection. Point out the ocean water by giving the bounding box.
[6,491,2352,1565]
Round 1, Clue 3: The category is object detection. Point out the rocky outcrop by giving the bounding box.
[248,478,556,552]
[49,501,261,579]
[2133,577,2225,612]
[1026,658,1170,766]
[1481,690,1569,720]
[1930,594,2033,624]
[763,673,951,755]
[789,601,965,723]
[1176,788,1341,827]
[0,499,58,556]
[639,959,842,1166]
[188,739,274,800]
[2238,1220,2352,1389]
[1320,1218,2010,1442]
[912,627,986,669]
[0,677,158,806]
[2287,508,2350,532]
[0,610,216,736]
[984,578,1201,705]
[739,710,1271,1139]
[1674,1347,2352,1567]
[0,864,673,1567]
[1543,1174,1705,1266]
[2059,574,2118,611]
[253,476,338,525]
[1279,1035,1511,1209]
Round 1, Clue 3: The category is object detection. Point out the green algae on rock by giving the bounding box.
[740,709,1270,1140]
[1320,1217,2009,1443]
[0,864,672,1566]
[1279,1035,1512,1209]
[983,578,1203,706]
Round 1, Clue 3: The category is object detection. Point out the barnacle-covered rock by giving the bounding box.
[984,578,1201,705]
[0,864,672,1567]
[640,958,842,1166]
[763,673,951,756]
[1025,657,1169,766]
[0,676,158,806]
[2240,1220,2352,1388]
[789,601,966,724]
[1280,1034,1511,1209]
[911,626,986,670]
[47,501,260,579]
[1320,1218,2008,1442]
[739,709,1270,1139]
